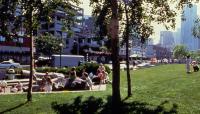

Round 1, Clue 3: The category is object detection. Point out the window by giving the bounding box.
[66,39,69,44]
[18,38,23,43]
[0,36,6,42]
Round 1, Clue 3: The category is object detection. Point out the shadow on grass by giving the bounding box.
[52,96,178,114]
[0,101,28,114]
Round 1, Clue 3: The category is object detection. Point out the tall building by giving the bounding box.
[181,4,200,51]
[173,28,181,45]
[160,31,175,51]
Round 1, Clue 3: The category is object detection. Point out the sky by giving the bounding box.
[79,1,197,44]
[79,0,92,16]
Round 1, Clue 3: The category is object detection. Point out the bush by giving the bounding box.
[35,67,71,75]
[77,62,111,75]
[34,63,111,77]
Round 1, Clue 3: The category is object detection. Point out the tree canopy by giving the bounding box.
[35,34,63,56]
[0,0,80,37]
[173,45,189,59]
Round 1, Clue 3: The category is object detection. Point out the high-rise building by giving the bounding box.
[160,31,175,51]
[173,28,181,45]
[181,4,200,51]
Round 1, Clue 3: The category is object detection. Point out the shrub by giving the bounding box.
[77,62,111,75]
[35,67,70,75]
[34,63,111,76]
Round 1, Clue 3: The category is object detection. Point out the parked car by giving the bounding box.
[0,60,21,69]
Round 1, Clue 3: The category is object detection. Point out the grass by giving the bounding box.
[0,64,200,114]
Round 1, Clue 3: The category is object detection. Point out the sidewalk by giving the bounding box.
[0,84,107,95]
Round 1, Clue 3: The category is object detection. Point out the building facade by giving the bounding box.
[160,31,175,51]
[181,4,200,51]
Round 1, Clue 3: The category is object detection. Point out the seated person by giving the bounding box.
[15,81,23,91]
[97,63,106,73]
[82,72,93,90]
[81,68,88,78]
[98,71,105,84]
[0,80,7,93]
[102,70,112,84]
[39,76,47,91]
[11,85,18,93]
[192,61,199,72]
[44,77,53,92]
[69,67,77,81]
[71,77,86,90]
[11,81,23,93]
[92,70,101,84]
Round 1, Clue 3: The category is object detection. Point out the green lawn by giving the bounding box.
[0,64,200,114]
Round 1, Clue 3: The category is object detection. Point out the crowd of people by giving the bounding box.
[32,63,111,92]
[0,63,111,93]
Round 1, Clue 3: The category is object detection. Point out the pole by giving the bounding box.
[60,47,62,68]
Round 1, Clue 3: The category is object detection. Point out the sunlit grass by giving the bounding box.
[0,64,199,114]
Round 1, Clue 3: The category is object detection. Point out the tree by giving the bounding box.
[35,34,63,57]
[173,45,189,59]
[91,0,183,103]
[91,0,121,110]
[0,0,80,101]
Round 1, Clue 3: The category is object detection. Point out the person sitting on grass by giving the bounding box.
[11,81,23,93]
[0,79,7,93]
[81,72,93,90]
[97,63,106,73]
[68,67,77,85]
[102,70,112,84]
[16,81,23,91]
[81,68,88,79]
[45,77,53,92]
[192,61,199,72]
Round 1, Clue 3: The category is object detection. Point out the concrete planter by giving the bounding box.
[6,69,15,80]
[7,74,15,80]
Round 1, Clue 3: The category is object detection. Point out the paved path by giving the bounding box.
[0,84,106,95]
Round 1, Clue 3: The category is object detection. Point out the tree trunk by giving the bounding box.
[109,0,121,112]
[125,3,132,97]
[27,4,34,102]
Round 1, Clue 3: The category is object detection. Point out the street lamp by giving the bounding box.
[59,43,63,68]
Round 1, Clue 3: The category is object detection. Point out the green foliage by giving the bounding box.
[188,51,200,63]
[77,62,111,75]
[34,63,111,76]
[90,0,178,43]
[35,34,62,56]
[0,0,80,37]
[173,45,189,59]
[35,67,70,75]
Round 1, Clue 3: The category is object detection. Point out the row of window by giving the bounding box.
[0,36,24,43]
